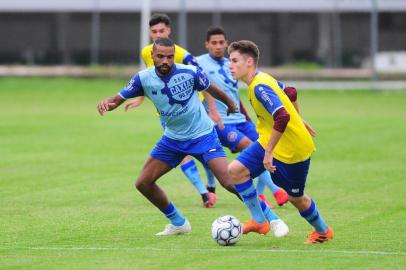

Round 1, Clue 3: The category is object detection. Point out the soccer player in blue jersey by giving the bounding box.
[126,13,218,208]
[227,40,333,244]
[196,27,290,210]
[97,38,241,235]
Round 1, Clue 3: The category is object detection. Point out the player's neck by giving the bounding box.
[243,69,257,86]
[209,54,224,62]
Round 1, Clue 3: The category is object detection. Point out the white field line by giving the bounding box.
[1,246,405,256]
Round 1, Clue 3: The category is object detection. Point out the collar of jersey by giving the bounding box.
[208,54,225,65]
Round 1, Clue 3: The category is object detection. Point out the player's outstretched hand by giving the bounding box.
[125,97,144,112]
[97,100,115,116]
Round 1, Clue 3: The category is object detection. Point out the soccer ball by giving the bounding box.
[211,215,242,246]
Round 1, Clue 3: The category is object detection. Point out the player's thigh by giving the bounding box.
[237,121,259,142]
[234,141,266,181]
[137,156,173,185]
[234,137,252,152]
[215,124,247,153]
[206,156,230,185]
[271,158,311,197]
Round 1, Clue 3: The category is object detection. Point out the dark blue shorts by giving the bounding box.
[215,121,258,153]
[151,128,226,168]
[236,141,311,197]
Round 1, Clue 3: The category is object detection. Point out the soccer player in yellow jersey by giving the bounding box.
[227,40,333,244]
[125,13,219,208]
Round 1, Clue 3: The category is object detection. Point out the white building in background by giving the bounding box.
[0,0,405,67]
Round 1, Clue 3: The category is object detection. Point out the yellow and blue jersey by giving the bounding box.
[248,72,315,164]
[141,44,194,68]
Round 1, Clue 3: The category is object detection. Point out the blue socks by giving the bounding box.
[235,179,266,223]
[257,171,280,194]
[203,165,216,189]
[300,199,328,233]
[260,200,279,221]
[180,159,208,195]
[160,203,185,226]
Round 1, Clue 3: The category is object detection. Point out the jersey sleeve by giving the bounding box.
[194,68,210,92]
[277,80,285,90]
[118,74,144,99]
[183,52,203,71]
[254,84,284,115]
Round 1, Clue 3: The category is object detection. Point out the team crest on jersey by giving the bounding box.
[161,73,194,106]
[227,131,238,142]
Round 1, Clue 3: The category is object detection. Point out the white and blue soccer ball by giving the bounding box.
[211,215,242,246]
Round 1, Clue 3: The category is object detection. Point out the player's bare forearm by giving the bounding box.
[97,95,125,116]
[302,118,317,137]
[125,96,145,111]
[206,84,238,115]
[239,99,252,122]
[203,92,224,129]
[264,129,283,172]
[291,100,300,114]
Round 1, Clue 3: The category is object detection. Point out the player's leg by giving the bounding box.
[237,121,288,206]
[135,156,174,210]
[191,129,240,197]
[135,138,190,236]
[228,159,269,235]
[257,171,288,207]
[271,158,333,244]
[289,193,333,244]
[203,164,216,193]
[207,124,247,194]
[228,141,288,236]
[179,155,215,208]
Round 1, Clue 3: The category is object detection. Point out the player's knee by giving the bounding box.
[135,177,148,192]
[227,163,237,180]
[228,161,248,183]
[288,194,310,210]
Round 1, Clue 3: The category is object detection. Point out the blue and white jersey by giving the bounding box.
[119,64,213,140]
[196,54,246,124]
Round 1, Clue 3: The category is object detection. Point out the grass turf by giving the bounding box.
[0,77,405,269]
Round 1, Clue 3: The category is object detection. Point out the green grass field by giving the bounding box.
[1,77,405,269]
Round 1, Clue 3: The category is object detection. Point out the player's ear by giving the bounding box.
[167,27,172,36]
[205,41,209,50]
[247,56,254,66]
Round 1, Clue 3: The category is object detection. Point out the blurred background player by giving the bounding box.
[97,38,239,235]
[125,13,217,208]
[196,26,290,207]
[228,40,333,244]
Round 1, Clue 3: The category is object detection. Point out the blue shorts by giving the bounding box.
[151,128,226,168]
[236,141,310,197]
[215,121,258,153]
